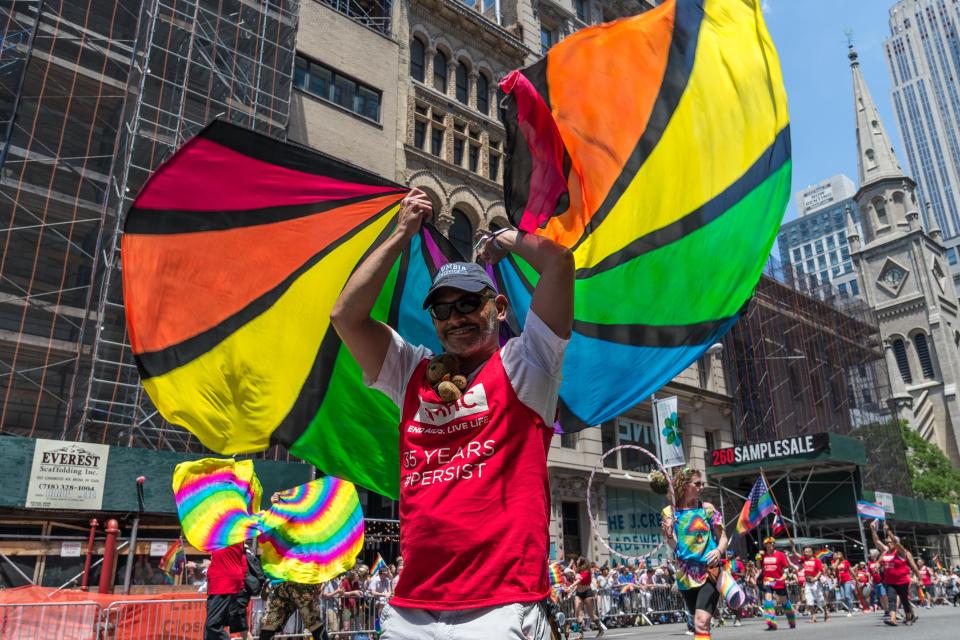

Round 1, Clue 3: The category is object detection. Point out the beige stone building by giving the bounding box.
[291,0,735,564]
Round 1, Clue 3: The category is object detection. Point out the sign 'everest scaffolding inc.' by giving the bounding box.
[708,433,830,467]
[25,439,110,510]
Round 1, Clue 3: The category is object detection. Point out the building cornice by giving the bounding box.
[412,0,532,58]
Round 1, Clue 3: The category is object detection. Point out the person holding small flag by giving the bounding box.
[870,520,920,626]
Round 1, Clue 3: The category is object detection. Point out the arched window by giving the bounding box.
[913,333,935,379]
[449,208,474,259]
[874,197,888,226]
[410,37,425,82]
[892,338,913,384]
[866,148,877,169]
[476,73,489,115]
[455,61,469,103]
[433,50,448,93]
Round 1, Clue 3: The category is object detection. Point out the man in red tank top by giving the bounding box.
[204,542,248,640]
[332,188,574,639]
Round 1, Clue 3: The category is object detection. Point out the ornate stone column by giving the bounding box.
[468,70,478,107]
[446,60,456,97]
[425,46,435,89]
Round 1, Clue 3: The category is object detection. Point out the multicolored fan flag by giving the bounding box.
[494,0,789,430]
[371,553,388,577]
[736,475,777,534]
[258,477,364,584]
[172,458,262,551]
[172,459,363,584]
[123,122,461,499]
[159,538,185,583]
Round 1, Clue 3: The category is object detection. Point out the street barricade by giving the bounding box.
[98,598,206,640]
[0,601,100,640]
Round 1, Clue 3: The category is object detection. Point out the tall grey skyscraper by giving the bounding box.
[884,1,960,267]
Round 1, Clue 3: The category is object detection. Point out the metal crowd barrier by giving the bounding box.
[98,598,207,639]
[0,601,100,640]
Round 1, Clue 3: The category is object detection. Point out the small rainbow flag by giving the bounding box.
[815,549,833,561]
[736,475,776,534]
[371,553,387,576]
[159,538,185,582]
[548,562,564,587]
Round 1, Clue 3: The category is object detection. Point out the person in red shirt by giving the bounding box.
[867,549,887,612]
[832,551,856,615]
[759,537,799,630]
[800,547,828,623]
[331,189,574,640]
[918,559,935,609]
[204,542,247,640]
[870,520,920,626]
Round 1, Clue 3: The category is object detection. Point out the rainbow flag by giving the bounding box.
[159,539,185,583]
[815,549,833,561]
[736,475,776,534]
[371,553,387,577]
[548,562,564,587]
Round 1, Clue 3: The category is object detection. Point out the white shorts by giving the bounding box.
[379,601,549,640]
[805,581,825,606]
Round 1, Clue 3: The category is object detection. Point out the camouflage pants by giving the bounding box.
[261,582,324,631]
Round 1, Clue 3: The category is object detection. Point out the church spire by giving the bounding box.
[849,45,903,187]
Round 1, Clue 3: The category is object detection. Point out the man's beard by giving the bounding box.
[441,311,498,357]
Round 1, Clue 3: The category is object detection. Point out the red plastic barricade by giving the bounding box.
[0,586,206,640]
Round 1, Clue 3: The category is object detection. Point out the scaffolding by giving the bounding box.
[0,0,299,453]
[722,257,913,497]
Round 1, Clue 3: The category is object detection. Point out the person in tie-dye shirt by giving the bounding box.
[660,468,727,640]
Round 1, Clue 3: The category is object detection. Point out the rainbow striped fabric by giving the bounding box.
[815,549,833,561]
[494,0,790,430]
[172,458,363,584]
[172,458,262,552]
[548,562,564,587]
[257,477,364,584]
[123,123,460,499]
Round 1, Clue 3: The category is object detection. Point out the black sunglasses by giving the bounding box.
[428,292,493,321]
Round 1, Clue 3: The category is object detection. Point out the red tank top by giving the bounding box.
[802,557,822,579]
[868,561,882,583]
[921,567,933,586]
[392,352,553,609]
[881,551,910,586]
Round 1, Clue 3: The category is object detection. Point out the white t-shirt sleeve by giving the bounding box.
[501,310,569,425]
[366,325,432,408]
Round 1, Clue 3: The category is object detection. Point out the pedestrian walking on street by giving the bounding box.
[660,467,729,640]
[569,557,605,638]
[331,188,574,640]
[759,537,800,630]
[870,520,920,626]
[800,547,828,623]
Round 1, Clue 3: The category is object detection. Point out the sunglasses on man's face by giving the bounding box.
[428,292,492,321]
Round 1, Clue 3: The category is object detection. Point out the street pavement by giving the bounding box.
[574,605,959,639]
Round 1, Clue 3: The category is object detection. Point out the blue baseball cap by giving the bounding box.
[422,262,496,309]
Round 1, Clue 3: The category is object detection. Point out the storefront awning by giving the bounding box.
[704,433,867,479]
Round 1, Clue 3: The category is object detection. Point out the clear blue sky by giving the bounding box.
[762,0,904,223]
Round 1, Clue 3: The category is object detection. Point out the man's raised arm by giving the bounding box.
[480,230,574,338]
[330,188,432,381]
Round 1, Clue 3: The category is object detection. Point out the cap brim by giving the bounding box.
[422,281,490,309]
